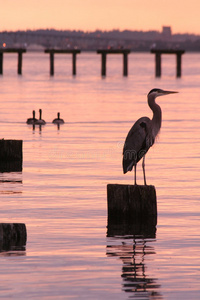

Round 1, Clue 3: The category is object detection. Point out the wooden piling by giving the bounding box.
[176,53,182,77]
[0,223,27,252]
[0,139,23,162]
[102,52,106,76]
[72,52,77,75]
[44,49,81,76]
[155,53,161,77]
[97,49,131,76]
[0,52,3,75]
[107,184,157,224]
[0,140,23,172]
[151,49,185,77]
[123,52,128,76]
[17,51,23,75]
[0,48,26,75]
[50,52,54,76]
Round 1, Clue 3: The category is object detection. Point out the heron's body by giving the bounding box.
[52,112,64,124]
[35,109,46,125]
[26,110,38,124]
[123,116,153,173]
[122,88,177,185]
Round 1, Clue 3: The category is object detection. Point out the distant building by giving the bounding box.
[162,26,172,40]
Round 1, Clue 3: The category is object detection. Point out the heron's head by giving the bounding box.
[148,88,178,98]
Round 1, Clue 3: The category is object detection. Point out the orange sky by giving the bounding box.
[1,0,200,34]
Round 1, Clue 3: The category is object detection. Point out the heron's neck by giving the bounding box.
[148,96,162,137]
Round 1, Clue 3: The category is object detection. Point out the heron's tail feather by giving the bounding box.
[122,152,135,174]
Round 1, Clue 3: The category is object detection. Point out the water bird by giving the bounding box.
[122,88,178,185]
[35,109,46,125]
[52,112,64,124]
[26,110,38,124]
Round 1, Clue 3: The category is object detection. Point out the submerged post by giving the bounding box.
[107,184,157,225]
[155,53,161,77]
[45,49,81,76]
[123,52,128,76]
[0,52,3,74]
[102,52,106,76]
[50,52,54,76]
[0,48,26,75]
[151,49,185,77]
[18,51,23,75]
[0,139,23,172]
[0,223,27,252]
[176,53,182,77]
[97,49,131,76]
[72,52,77,75]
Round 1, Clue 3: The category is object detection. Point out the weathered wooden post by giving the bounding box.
[0,139,22,161]
[97,49,131,77]
[101,52,106,76]
[0,223,27,251]
[123,52,128,76]
[151,49,185,77]
[72,52,77,75]
[50,52,54,76]
[0,48,26,75]
[45,49,81,76]
[176,53,182,77]
[0,52,3,75]
[107,184,157,236]
[0,139,23,172]
[155,53,161,77]
[18,51,23,75]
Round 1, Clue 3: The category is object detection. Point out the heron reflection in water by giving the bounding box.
[122,88,178,185]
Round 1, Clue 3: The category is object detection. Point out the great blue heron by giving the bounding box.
[35,109,46,125]
[26,110,38,124]
[122,88,178,185]
[52,112,65,124]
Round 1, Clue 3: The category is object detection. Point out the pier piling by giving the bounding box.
[0,223,27,252]
[107,184,157,225]
[0,139,23,172]
[44,49,81,76]
[151,49,185,77]
[97,49,131,76]
[0,48,26,75]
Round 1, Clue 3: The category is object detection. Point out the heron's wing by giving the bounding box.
[122,117,154,173]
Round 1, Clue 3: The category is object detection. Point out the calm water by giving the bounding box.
[0,52,200,299]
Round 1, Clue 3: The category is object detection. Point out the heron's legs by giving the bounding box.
[134,164,137,185]
[142,155,147,185]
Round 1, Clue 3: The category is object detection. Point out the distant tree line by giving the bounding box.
[0,29,200,51]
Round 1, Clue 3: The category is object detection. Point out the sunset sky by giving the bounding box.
[1,0,200,34]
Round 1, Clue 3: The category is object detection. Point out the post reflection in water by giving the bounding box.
[107,221,162,299]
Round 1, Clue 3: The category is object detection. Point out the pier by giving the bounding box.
[151,49,185,77]
[0,47,187,78]
[44,49,81,76]
[97,49,131,76]
[0,48,26,75]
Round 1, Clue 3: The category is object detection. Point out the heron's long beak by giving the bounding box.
[162,90,178,95]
